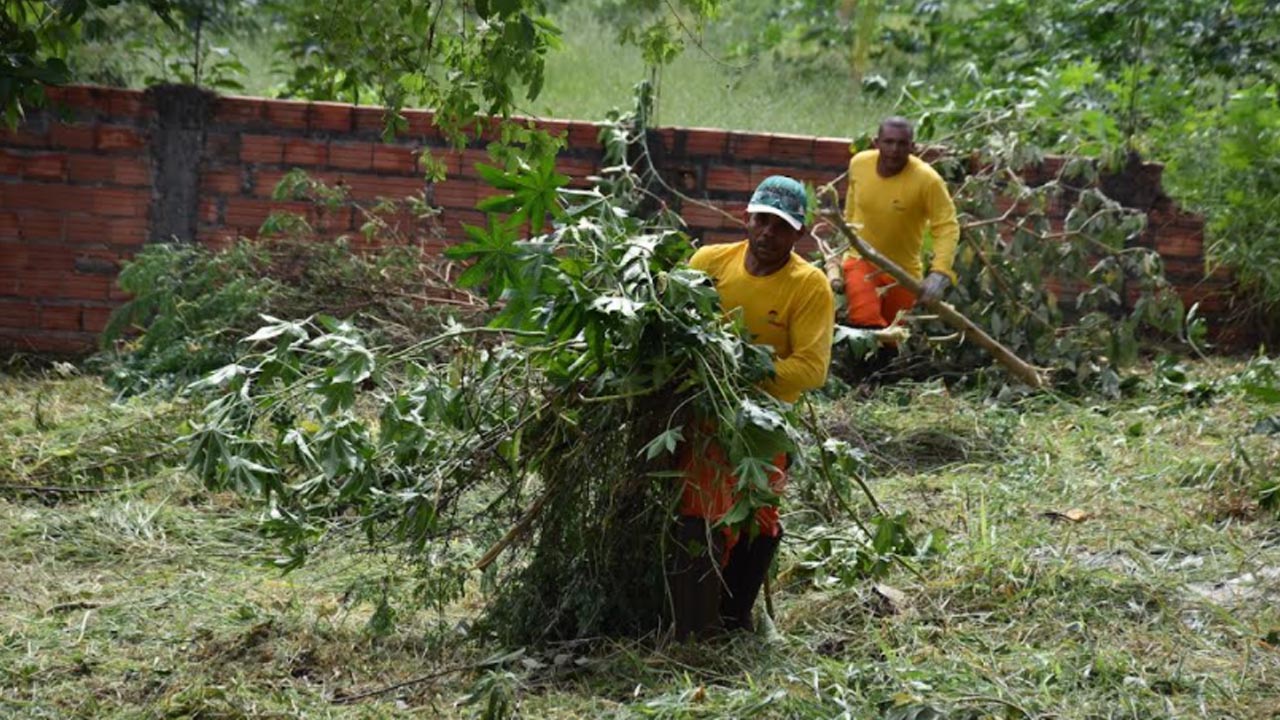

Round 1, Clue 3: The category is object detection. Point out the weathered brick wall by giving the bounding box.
[0,84,1241,355]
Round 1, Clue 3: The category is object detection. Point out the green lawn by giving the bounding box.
[3,359,1279,718]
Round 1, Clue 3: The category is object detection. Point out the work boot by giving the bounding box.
[668,516,724,641]
[719,529,782,633]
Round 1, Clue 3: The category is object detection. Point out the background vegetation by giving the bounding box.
[3,1,1280,717]
[7,0,1275,321]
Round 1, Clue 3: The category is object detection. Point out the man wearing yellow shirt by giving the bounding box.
[670,175,834,639]
[842,117,959,328]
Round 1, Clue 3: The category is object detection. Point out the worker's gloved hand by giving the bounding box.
[917,272,951,305]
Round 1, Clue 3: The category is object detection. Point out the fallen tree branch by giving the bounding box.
[330,649,527,705]
[0,483,125,496]
[818,204,1047,389]
[474,482,557,571]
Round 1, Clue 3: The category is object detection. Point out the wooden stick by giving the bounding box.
[473,484,556,571]
[820,208,1047,389]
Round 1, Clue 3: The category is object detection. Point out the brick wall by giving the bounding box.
[0,84,1242,355]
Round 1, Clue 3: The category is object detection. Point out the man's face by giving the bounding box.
[873,124,914,176]
[745,212,802,268]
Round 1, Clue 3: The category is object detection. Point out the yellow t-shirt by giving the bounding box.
[843,151,960,282]
[690,241,834,403]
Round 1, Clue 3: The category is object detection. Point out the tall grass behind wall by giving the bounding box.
[66,3,892,137]
[534,6,893,137]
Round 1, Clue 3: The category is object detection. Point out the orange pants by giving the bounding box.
[678,435,785,564]
[843,257,917,328]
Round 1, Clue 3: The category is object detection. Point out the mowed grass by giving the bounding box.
[2,359,1279,718]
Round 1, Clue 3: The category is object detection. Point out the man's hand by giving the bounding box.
[918,272,951,305]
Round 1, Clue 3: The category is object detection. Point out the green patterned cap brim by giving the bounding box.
[747,175,807,230]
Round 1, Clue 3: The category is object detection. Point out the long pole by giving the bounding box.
[821,208,1047,389]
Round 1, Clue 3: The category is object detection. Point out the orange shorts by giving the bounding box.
[842,257,916,328]
[677,434,786,564]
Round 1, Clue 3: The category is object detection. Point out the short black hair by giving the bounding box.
[877,116,914,138]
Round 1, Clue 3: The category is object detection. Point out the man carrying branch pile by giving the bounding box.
[839,117,959,329]
[671,176,835,639]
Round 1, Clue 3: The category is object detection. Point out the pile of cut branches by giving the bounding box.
[184,135,809,643]
[96,172,483,394]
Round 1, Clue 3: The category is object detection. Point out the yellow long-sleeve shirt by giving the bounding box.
[843,151,960,282]
[690,241,834,403]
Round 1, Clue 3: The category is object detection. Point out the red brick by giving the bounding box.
[68,155,150,186]
[43,86,95,111]
[50,124,97,150]
[448,148,495,179]
[203,132,238,160]
[728,132,772,162]
[769,133,814,162]
[652,127,678,155]
[249,168,288,198]
[283,138,328,166]
[345,175,425,201]
[373,144,417,174]
[749,164,834,188]
[241,134,284,164]
[684,128,728,157]
[95,125,146,151]
[106,217,148,246]
[0,299,39,327]
[705,165,753,193]
[555,156,598,188]
[0,330,97,354]
[196,229,233,250]
[264,99,309,129]
[1156,232,1202,258]
[432,181,479,209]
[41,305,83,331]
[106,91,147,119]
[812,137,854,169]
[308,102,353,133]
[198,198,222,224]
[0,128,48,148]
[214,96,267,126]
[2,185,68,213]
[680,201,737,230]
[63,216,99,245]
[329,142,374,171]
[201,169,243,195]
[0,150,20,176]
[15,211,63,241]
[403,110,441,140]
[701,230,744,246]
[354,106,391,137]
[224,197,311,229]
[15,269,71,297]
[81,305,115,334]
[87,188,149,218]
[0,211,16,239]
[68,216,148,247]
[567,122,603,149]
